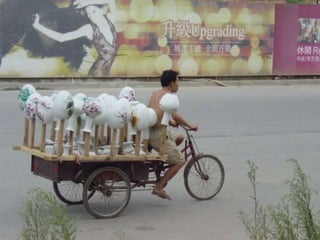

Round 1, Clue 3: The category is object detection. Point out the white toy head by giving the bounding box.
[52,90,74,120]
[36,96,55,124]
[118,86,136,102]
[24,92,42,120]
[18,84,36,110]
[159,93,179,125]
[106,98,132,129]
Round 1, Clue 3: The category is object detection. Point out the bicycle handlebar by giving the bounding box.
[180,125,197,132]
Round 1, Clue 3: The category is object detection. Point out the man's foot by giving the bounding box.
[152,188,172,200]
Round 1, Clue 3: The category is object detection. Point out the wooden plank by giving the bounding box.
[143,139,149,154]
[124,124,128,142]
[40,123,46,152]
[111,129,117,157]
[13,145,167,162]
[23,118,29,146]
[50,121,56,141]
[30,118,36,148]
[56,119,65,156]
[83,132,90,156]
[94,125,99,154]
[106,126,111,145]
[134,130,141,156]
[68,130,74,155]
[119,127,125,154]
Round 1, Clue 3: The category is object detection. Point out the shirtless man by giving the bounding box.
[148,70,198,200]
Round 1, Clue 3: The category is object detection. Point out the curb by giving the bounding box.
[1,78,320,91]
[0,78,223,91]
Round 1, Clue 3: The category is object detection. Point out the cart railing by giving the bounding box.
[14,117,167,162]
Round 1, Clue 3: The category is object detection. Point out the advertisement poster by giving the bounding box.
[273,4,320,75]
[0,0,274,78]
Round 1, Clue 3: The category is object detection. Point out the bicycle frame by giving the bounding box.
[180,126,210,180]
[180,126,199,162]
[142,126,200,186]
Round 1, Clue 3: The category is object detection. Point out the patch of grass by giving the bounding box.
[240,159,320,240]
[20,188,77,240]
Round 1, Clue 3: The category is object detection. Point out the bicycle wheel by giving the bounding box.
[53,181,84,205]
[184,154,225,200]
[83,167,131,219]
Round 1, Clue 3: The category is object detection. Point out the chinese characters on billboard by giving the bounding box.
[102,0,274,77]
[297,18,320,66]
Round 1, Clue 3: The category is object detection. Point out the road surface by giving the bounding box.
[1,84,320,240]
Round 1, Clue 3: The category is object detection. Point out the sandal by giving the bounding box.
[152,189,172,200]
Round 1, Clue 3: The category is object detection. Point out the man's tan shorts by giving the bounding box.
[149,127,184,164]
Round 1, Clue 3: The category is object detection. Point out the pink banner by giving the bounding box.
[273,4,320,75]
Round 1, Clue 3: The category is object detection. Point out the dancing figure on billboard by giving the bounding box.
[33,0,117,77]
[0,0,117,77]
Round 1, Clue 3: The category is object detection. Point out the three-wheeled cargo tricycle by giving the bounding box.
[14,116,224,219]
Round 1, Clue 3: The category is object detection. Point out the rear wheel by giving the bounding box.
[184,154,225,200]
[83,167,131,218]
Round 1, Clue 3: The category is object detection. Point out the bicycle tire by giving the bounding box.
[83,167,131,219]
[184,154,225,200]
[53,181,84,205]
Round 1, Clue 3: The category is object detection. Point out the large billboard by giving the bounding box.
[0,0,275,78]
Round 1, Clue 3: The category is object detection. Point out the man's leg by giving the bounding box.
[156,162,184,189]
[150,129,184,200]
[153,162,185,200]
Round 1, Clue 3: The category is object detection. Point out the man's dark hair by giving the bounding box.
[160,70,179,87]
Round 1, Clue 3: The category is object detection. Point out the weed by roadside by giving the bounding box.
[20,187,77,240]
[240,159,320,240]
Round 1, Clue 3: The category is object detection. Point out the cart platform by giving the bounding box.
[13,145,167,162]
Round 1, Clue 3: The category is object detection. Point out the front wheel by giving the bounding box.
[83,167,131,218]
[184,154,225,200]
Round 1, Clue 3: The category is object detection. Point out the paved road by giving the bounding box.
[1,84,320,240]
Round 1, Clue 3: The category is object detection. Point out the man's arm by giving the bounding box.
[171,112,198,130]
